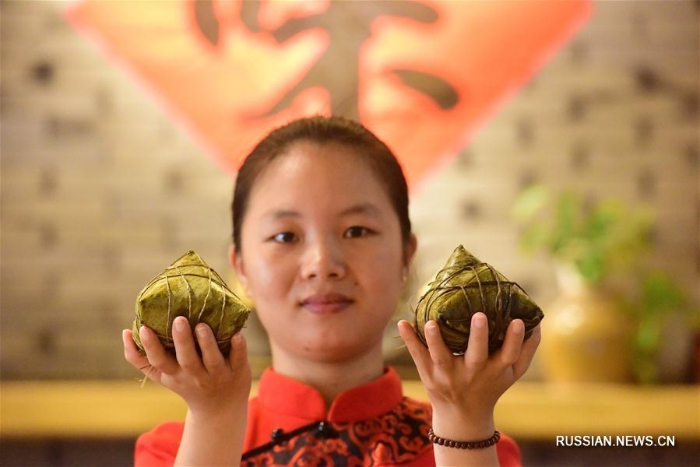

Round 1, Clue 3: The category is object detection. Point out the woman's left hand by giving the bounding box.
[398,313,541,437]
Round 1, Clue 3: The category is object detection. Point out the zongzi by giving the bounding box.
[133,251,250,354]
[414,245,543,355]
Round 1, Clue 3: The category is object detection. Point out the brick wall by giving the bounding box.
[1,0,698,381]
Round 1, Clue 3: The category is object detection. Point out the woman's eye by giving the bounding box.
[345,226,370,238]
[272,232,297,243]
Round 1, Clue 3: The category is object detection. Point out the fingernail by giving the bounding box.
[513,319,524,334]
[472,314,485,329]
[174,317,186,332]
[140,326,149,340]
[426,321,438,334]
[195,324,207,338]
[232,332,244,347]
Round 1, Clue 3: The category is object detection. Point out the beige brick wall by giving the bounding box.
[1,0,698,381]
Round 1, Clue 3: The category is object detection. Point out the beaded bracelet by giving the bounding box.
[428,428,501,449]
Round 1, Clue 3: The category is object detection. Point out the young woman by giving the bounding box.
[123,116,541,466]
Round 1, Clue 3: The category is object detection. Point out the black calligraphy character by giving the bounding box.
[192,0,459,121]
[260,1,458,120]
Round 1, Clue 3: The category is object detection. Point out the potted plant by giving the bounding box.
[513,184,699,384]
[511,184,654,383]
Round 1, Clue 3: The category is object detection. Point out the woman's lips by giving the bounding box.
[301,294,354,314]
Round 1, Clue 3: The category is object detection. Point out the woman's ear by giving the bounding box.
[403,234,418,268]
[401,234,418,284]
[228,244,248,290]
[229,244,254,305]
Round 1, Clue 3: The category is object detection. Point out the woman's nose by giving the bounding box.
[301,238,346,280]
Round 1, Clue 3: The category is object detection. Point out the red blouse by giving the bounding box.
[135,367,521,466]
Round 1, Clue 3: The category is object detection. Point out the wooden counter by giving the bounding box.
[1,380,698,440]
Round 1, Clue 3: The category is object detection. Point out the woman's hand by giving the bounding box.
[124,316,251,466]
[398,313,540,437]
[122,316,252,415]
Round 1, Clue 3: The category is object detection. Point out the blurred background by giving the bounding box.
[1,0,698,465]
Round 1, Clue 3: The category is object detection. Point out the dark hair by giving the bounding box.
[232,116,411,252]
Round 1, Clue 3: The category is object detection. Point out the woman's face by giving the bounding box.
[232,141,416,363]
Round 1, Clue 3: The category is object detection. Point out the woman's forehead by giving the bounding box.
[245,144,394,217]
[256,141,379,185]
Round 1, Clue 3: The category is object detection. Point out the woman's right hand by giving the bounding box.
[122,316,252,415]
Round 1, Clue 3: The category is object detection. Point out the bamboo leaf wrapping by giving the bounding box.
[132,251,250,354]
[414,245,543,355]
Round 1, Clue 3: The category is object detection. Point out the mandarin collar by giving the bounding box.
[257,367,404,423]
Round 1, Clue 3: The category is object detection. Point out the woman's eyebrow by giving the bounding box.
[264,209,301,221]
[339,203,381,218]
[262,204,380,221]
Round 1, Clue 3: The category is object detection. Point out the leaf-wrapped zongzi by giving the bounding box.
[414,245,543,354]
[132,251,250,354]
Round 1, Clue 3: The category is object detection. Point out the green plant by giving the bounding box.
[511,184,653,284]
[512,184,699,383]
[624,271,698,384]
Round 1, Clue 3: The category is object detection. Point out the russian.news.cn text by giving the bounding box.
[556,435,676,448]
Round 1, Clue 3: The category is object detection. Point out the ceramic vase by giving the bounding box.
[539,265,632,383]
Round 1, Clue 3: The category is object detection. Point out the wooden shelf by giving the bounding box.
[1,380,698,440]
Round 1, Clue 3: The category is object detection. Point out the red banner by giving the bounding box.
[67,0,591,189]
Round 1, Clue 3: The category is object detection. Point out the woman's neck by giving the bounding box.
[268,343,385,407]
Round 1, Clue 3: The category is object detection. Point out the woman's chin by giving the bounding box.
[295,340,379,364]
